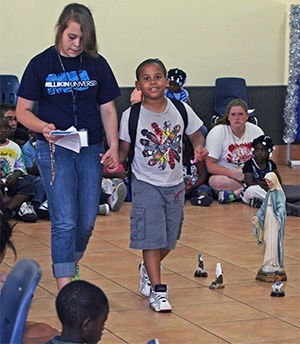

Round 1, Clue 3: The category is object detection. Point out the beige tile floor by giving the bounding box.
[2,165,300,344]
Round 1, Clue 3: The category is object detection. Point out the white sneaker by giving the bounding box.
[101,178,113,194]
[139,262,152,297]
[109,183,127,212]
[18,202,38,222]
[36,200,50,219]
[149,284,172,312]
[99,204,110,216]
[38,200,48,210]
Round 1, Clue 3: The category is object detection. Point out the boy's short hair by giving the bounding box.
[252,135,274,152]
[135,58,167,81]
[0,103,16,116]
[167,68,187,86]
[56,280,109,327]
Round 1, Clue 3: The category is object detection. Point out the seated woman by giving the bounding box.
[205,99,264,203]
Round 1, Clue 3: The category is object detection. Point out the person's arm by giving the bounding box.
[206,156,244,181]
[244,171,255,187]
[6,170,23,187]
[188,130,208,161]
[26,163,40,176]
[100,101,119,170]
[16,98,56,142]
[244,171,267,189]
[130,88,143,105]
[119,140,131,163]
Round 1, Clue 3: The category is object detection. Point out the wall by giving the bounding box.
[0,0,291,86]
[0,0,295,144]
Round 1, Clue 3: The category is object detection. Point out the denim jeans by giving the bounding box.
[23,174,47,207]
[36,140,104,278]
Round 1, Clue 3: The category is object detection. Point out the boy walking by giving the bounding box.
[117,58,208,312]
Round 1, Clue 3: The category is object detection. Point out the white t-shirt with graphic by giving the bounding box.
[119,98,203,187]
[205,122,264,170]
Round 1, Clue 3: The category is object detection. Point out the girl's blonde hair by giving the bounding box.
[216,99,249,126]
[55,3,98,58]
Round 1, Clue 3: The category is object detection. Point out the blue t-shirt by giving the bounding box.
[164,88,189,103]
[18,46,121,145]
[21,139,35,168]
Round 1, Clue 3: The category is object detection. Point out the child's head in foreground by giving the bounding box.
[56,280,109,343]
[135,58,169,101]
[135,58,167,81]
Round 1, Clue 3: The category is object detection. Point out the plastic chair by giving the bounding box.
[0,74,19,105]
[0,258,42,344]
[211,77,258,126]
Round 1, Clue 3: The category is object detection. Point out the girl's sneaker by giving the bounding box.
[149,284,172,313]
[218,190,237,204]
[72,265,80,281]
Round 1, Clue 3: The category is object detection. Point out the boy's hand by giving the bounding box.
[6,174,18,187]
[101,155,115,169]
[100,148,119,172]
[194,145,208,161]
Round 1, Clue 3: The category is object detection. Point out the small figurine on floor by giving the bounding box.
[209,263,225,289]
[147,339,160,344]
[194,252,208,277]
[270,274,285,297]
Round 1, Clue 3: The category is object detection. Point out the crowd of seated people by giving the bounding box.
[1,95,298,219]
[0,104,49,221]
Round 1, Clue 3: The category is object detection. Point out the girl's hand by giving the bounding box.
[100,148,119,172]
[43,123,58,143]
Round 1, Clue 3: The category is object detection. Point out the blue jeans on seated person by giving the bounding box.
[194,184,213,198]
[36,140,104,278]
[185,184,213,200]
[23,174,47,207]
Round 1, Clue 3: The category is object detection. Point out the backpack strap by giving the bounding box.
[127,101,141,180]
[168,98,188,132]
[129,101,142,153]
[128,101,141,165]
